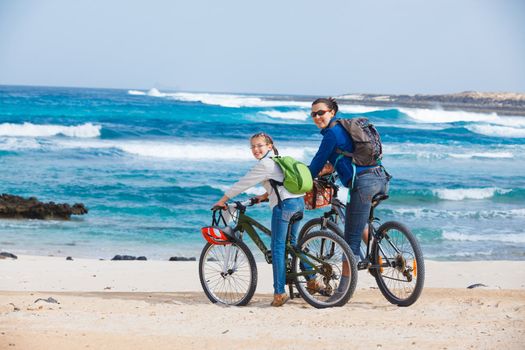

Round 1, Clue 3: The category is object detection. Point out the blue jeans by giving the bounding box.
[271,197,304,295]
[345,167,389,257]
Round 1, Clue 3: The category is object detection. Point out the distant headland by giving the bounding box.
[334,91,525,116]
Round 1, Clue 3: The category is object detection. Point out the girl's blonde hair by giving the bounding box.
[250,132,279,155]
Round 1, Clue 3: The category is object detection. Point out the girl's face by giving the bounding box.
[250,136,273,160]
[311,103,335,129]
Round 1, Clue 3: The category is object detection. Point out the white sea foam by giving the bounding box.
[448,152,514,159]
[127,89,387,113]
[466,124,525,138]
[384,143,519,160]
[442,231,525,244]
[433,188,511,201]
[0,122,101,138]
[259,110,309,121]
[0,137,42,151]
[376,123,448,131]
[127,90,146,95]
[146,88,164,97]
[53,139,312,161]
[338,105,382,114]
[400,108,501,124]
[392,208,525,219]
[128,90,311,108]
[399,107,525,139]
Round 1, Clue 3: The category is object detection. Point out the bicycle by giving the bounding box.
[199,199,358,308]
[299,175,425,307]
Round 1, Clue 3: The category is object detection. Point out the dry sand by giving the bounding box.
[1,255,524,349]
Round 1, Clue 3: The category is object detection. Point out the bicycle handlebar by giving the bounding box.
[211,197,269,211]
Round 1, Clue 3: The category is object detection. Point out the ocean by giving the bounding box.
[1,85,524,261]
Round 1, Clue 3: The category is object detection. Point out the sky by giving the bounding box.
[0,0,524,95]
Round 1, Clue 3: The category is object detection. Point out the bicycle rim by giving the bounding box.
[293,230,357,308]
[373,222,424,306]
[199,242,257,306]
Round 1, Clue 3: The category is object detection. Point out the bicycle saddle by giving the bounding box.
[289,211,303,225]
[372,193,389,206]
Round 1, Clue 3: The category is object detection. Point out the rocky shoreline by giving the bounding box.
[0,194,88,220]
[274,91,525,116]
[337,91,525,116]
[336,91,525,116]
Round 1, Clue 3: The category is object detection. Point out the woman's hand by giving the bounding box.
[318,163,334,177]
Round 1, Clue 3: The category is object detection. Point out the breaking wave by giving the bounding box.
[0,122,101,138]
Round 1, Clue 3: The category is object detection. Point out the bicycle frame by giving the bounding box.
[314,179,385,267]
[235,210,331,279]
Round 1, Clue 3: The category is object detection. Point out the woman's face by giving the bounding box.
[250,136,273,160]
[311,103,335,129]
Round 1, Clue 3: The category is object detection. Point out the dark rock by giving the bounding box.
[0,252,17,259]
[169,256,196,261]
[0,194,88,220]
[137,256,147,261]
[66,256,73,261]
[34,297,60,304]
[111,255,141,261]
[467,283,488,289]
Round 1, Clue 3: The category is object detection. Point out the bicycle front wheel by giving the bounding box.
[372,221,425,306]
[199,240,257,306]
[292,230,357,308]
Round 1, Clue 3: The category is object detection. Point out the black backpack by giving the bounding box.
[332,117,383,166]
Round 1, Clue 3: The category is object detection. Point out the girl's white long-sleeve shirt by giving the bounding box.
[225,157,303,209]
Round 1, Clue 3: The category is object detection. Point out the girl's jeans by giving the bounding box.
[271,197,304,295]
[345,167,389,258]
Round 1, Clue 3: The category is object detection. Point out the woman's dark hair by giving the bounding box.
[250,132,279,155]
[312,97,338,115]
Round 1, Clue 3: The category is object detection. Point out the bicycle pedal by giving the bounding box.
[357,260,370,270]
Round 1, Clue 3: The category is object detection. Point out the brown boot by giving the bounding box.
[270,293,289,307]
[306,279,324,295]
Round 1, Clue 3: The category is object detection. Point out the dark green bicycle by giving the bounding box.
[199,199,358,308]
[299,175,425,307]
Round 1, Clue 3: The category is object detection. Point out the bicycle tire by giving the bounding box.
[299,217,371,259]
[372,221,425,307]
[292,230,358,308]
[298,217,343,241]
[199,240,258,306]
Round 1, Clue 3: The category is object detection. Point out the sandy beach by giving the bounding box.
[1,255,524,349]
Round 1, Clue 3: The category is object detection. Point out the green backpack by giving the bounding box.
[271,156,313,194]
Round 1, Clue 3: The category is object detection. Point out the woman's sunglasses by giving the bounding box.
[310,109,332,118]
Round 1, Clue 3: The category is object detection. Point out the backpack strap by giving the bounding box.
[335,148,354,158]
[269,179,283,208]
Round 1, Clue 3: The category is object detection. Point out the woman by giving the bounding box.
[308,97,389,260]
[213,132,304,307]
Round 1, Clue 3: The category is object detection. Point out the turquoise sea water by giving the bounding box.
[1,85,524,260]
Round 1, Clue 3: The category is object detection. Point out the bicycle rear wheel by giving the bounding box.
[298,217,369,260]
[199,240,257,306]
[292,230,357,308]
[372,221,425,306]
[298,217,343,241]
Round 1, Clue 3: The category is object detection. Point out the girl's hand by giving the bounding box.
[212,196,229,210]
[253,193,269,203]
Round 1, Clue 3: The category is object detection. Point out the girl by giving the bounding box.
[213,132,304,307]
